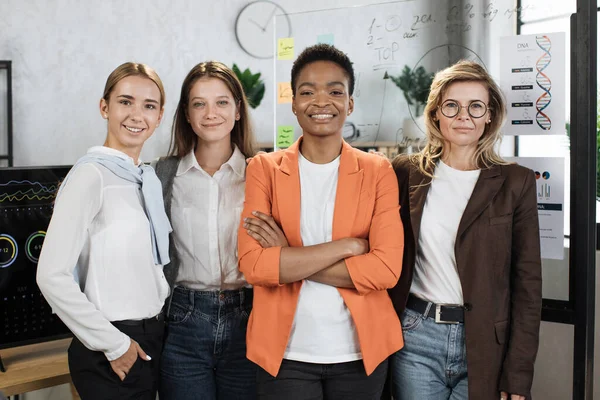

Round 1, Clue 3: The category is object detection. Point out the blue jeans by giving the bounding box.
[391,308,468,400]
[159,286,256,400]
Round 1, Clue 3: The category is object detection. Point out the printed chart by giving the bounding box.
[500,32,566,135]
[507,157,565,260]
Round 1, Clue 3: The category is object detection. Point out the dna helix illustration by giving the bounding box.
[535,35,552,130]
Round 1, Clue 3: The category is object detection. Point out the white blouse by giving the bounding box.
[37,146,169,361]
[171,146,248,291]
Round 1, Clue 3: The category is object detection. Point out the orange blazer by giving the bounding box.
[238,138,404,377]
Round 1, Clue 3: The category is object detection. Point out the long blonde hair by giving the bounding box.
[413,60,507,176]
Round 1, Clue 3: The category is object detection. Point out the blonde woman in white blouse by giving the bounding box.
[37,62,171,400]
[155,61,257,400]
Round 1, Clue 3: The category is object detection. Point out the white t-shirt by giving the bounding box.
[284,152,362,364]
[410,160,480,305]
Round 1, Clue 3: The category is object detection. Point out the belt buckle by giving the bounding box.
[435,304,459,324]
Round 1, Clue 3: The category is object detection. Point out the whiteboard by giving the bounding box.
[274,0,514,146]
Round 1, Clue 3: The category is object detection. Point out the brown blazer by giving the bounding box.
[388,155,542,400]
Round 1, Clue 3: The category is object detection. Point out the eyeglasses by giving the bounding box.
[439,100,490,119]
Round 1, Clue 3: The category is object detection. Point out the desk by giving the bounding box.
[0,339,77,398]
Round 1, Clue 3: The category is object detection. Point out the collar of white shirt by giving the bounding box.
[87,145,142,166]
[176,145,246,178]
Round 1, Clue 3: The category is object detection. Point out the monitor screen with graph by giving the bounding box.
[0,166,73,349]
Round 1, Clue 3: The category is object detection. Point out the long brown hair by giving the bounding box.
[102,62,165,107]
[413,60,508,177]
[168,61,256,158]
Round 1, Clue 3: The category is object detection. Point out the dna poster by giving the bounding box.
[506,157,565,260]
[499,33,566,135]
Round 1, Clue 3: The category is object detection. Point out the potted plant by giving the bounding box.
[232,64,265,109]
[390,66,434,142]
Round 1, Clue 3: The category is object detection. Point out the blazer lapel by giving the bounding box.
[275,141,303,247]
[456,165,504,238]
[332,141,363,240]
[408,162,432,248]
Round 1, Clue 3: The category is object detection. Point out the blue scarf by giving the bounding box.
[59,149,172,266]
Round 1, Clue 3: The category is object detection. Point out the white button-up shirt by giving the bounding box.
[36,146,170,361]
[171,146,248,291]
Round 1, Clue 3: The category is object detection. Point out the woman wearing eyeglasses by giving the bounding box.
[388,61,542,400]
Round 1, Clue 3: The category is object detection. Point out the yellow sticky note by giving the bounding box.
[277,38,294,60]
[277,82,293,104]
[277,126,294,148]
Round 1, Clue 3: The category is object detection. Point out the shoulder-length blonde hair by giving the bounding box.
[168,61,256,159]
[414,60,507,176]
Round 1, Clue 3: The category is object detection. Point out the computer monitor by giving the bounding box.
[0,166,73,350]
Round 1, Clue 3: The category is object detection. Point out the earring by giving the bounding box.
[347,111,351,115]
[293,110,297,115]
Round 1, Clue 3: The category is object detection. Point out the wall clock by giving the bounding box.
[235,1,292,59]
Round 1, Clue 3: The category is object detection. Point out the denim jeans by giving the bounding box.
[257,359,388,400]
[159,286,256,400]
[391,308,468,400]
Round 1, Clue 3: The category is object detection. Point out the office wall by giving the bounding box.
[1,0,419,165]
[0,0,514,165]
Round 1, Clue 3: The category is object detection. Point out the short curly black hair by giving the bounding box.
[290,44,355,96]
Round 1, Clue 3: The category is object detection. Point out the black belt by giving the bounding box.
[113,311,164,327]
[406,294,464,324]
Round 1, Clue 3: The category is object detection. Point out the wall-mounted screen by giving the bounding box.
[0,166,72,349]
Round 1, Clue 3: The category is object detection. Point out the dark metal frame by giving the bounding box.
[515,0,596,398]
[515,0,522,156]
[0,61,12,167]
[570,2,596,397]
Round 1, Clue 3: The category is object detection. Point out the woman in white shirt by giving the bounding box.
[37,62,172,400]
[155,61,256,400]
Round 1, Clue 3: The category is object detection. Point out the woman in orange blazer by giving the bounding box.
[238,44,404,400]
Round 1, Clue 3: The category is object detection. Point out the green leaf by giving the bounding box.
[241,68,252,83]
[231,63,265,109]
[249,72,261,87]
[391,65,433,117]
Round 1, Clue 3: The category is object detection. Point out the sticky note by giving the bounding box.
[277,126,294,148]
[277,82,293,104]
[317,33,334,46]
[277,38,294,60]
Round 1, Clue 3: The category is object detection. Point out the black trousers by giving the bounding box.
[257,359,388,400]
[68,316,164,400]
